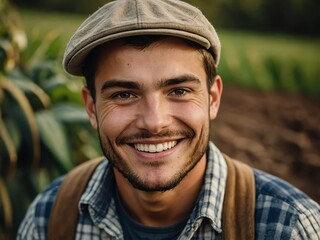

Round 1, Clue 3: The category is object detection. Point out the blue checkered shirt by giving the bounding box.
[17,142,320,239]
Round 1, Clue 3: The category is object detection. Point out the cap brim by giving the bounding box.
[63,29,212,76]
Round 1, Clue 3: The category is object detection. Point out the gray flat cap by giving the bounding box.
[63,0,221,76]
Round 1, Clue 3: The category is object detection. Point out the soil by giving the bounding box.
[210,85,320,204]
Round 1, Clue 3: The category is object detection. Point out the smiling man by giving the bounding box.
[86,38,218,195]
[17,0,320,239]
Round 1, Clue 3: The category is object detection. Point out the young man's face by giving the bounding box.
[82,37,222,192]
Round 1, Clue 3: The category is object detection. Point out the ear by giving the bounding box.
[209,75,223,120]
[82,87,98,129]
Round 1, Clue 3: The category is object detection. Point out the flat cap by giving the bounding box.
[63,0,221,76]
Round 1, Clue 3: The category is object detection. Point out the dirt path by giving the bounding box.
[210,85,320,203]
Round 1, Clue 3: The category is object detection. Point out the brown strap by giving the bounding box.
[222,154,256,240]
[47,157,104,240]
[48,154,255,239]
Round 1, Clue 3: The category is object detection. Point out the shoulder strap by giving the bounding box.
[47,154,255,239]
[222,154,256,240]
[47,157,104,240]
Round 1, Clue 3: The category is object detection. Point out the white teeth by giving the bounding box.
[134,141,177,153]
[149,145,156,153]
[156,144,163,152]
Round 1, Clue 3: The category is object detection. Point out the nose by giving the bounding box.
[136,94,171,134]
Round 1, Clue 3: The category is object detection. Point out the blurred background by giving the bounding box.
[1,0,319,238]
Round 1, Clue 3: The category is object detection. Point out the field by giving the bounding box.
[219,31,320,96]
[212,86,320,203]
[18,8,320,203]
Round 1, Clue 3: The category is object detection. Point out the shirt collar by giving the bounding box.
[193,141,227,232]
[79,141,227,235]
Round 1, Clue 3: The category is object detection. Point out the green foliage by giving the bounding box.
[186,0,320,36]
[0,1,101,238]
[219,31,320,96]
[11,0,320,35]
[12,0,111,15]
[18,8,86,48]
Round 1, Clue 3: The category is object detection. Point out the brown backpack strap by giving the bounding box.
[47,157,104,240]
[222,154,256,240]
[47,154,255,239]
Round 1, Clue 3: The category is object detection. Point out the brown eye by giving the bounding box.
[170,89,188,96]
[113,92,135,99]
[118,92,131,98]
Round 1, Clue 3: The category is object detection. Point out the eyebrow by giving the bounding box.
[158,74,201,88]
[100,80,140,94]
[100,74,201,94]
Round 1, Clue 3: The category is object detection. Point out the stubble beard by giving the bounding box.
[97,126,210,192]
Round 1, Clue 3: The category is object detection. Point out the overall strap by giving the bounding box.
[47,157,104,240]
[47,154,256,239]
[222,154,256,240]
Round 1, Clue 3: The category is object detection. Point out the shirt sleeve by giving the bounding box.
[254,169,320,239]
[17,198,40,240]
[16,176,64,240]
[291,205,320,239]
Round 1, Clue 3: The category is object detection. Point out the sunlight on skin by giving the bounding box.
[82,37,222,226]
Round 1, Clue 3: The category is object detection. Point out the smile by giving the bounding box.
[134,141,177,153]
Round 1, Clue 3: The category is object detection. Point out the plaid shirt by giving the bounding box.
[17,142,320,239]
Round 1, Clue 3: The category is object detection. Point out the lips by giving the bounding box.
[134,141,177,153]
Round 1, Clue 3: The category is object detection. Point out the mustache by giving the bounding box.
[116,129,194,144]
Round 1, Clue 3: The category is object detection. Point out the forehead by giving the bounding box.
[93,37,205,84]
[100,36,201,57]
[95,37,204,74]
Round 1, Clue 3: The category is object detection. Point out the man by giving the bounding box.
[18,0,320,239]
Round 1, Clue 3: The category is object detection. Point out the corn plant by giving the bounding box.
[0,1,101,238]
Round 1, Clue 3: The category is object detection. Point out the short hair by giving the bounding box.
[83,36,217,102]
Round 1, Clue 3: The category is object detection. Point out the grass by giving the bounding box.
[219,31,320,95]
[19,8,86,45]
[18,8,320,96]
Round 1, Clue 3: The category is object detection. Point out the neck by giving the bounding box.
[114,156,206,227]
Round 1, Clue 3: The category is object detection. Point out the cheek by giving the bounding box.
[172,101,210,129]
[97,104,136,138]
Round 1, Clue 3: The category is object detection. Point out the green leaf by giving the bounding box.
[0,178,12,233]
[1,76,40,169]
[11,77,51,110]
[43,31,63,59]
[29,60,56,85]
[43,76,83,105]
[23,31,62,70]
[35,110,73,172]
[0,118,17,178]
[51,103,89,124]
